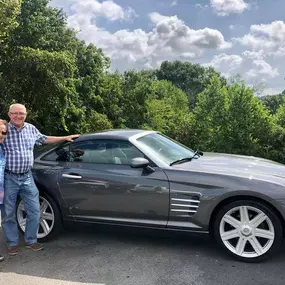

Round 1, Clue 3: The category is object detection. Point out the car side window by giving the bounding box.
[69,140,145,165]
[70,141,108,164]
[41,145,70,162]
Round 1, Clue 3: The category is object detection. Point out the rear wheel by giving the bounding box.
[213,200,283,262]
[17,192,62,242]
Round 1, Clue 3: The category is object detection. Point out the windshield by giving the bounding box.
[137,133,195,165]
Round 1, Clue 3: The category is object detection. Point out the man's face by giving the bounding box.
[0,123,7,144]
[8,105,27,127]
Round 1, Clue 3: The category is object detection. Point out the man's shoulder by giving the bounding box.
[24,122,36,128]
[24,122,38,131]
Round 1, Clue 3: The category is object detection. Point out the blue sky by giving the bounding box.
[50,0,285,95]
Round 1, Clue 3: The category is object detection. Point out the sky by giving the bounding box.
[49,0,285,95]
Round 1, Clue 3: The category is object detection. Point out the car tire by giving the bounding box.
[17,192,62,242]
[213,199,283,262]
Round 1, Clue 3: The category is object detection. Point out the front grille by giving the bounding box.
[171,196,201,216]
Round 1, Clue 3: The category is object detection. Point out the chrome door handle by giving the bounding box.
[62,174,82,179]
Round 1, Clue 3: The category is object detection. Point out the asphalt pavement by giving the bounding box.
[1,225,285,285]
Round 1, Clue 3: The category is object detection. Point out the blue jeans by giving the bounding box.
[1,171,40,247]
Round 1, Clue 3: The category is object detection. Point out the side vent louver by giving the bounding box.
[171,195,200,216]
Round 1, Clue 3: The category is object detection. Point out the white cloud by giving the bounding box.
[235,21,285,55]
[49,0,284,93]
[67,0,138,32]
[65,4,231,70]
[69,0,126,21]
[205,53,279,80]
[195,4,209,9]
[262,87,284,96]
[246,59,279,78]
[263,88,285,96]
[211,0,249,16]
[149,12,169,24]
[204,53,243,76]
[242,50,264,59]
[273,47,285,57]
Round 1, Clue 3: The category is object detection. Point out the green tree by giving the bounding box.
[74,43,111,129]
[260,94,285,114]
[275,103,285,127]
[10,0,77,53]
[86,111,113,132]
[121,70,154,128]
[156,60,226,109]
[0,0,21,45]
[192,76,272,157]
[0,47,80,134]
[192,76,229,151]
[97,71,124,128]
[266,104,285,163]
[0,0,111,134]
[226,82,272,157]
[143,80,189,139]
[0,0,22,113]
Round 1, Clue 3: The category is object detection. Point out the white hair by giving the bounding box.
[9,103,26,112]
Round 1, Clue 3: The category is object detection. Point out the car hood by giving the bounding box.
[171,152,285,179]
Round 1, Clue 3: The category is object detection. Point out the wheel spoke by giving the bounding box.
[250,213,267,228]
[249,237,264,255]
[255,228,274,240]
[40,220,50,235]
[19,219,26,229]
[18,203,25,212]
[240,206,249,223]
[221,229,239,241]
[236,237,247,255]
[223,214,241,229]
[40,200,49,212]
[42,212,53,221]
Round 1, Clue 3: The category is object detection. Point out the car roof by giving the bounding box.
[74,129,156,142]
[34,129,158,158]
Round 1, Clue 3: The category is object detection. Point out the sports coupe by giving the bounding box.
[16,130,285,262]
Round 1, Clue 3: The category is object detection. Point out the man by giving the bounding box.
[1,104,80,256]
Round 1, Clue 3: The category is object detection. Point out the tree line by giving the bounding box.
[1,0,285,163]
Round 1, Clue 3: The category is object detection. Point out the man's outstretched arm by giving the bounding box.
[44,134,80,144]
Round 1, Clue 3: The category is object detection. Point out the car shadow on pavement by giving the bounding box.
[1,224,285,285]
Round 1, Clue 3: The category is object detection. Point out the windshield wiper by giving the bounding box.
[192,150,203,158]
[170,157,193,166]
[170,150,203,166]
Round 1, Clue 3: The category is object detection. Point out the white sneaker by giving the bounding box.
[0,255,4,261]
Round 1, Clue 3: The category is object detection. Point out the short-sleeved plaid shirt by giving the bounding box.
[2,122,47,174]
[0,145,5,204]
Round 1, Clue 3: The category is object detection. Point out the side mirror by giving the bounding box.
[130,157,156,173]
[130,157,150,168]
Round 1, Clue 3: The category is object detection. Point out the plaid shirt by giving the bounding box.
[2,122,47,174]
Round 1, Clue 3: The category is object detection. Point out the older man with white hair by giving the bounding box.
[1,103,79,256]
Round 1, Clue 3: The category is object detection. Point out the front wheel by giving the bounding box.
[213,200,283,262]
[17,192,62,242]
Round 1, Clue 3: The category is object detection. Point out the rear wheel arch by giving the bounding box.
[17,185,64,242]
[35,181,64,220]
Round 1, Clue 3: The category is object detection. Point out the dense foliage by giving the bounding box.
[1,0,285,163]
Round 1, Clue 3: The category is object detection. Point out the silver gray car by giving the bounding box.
[16,130,285,262]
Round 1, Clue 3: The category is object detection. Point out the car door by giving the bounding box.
[58,139,170,227]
